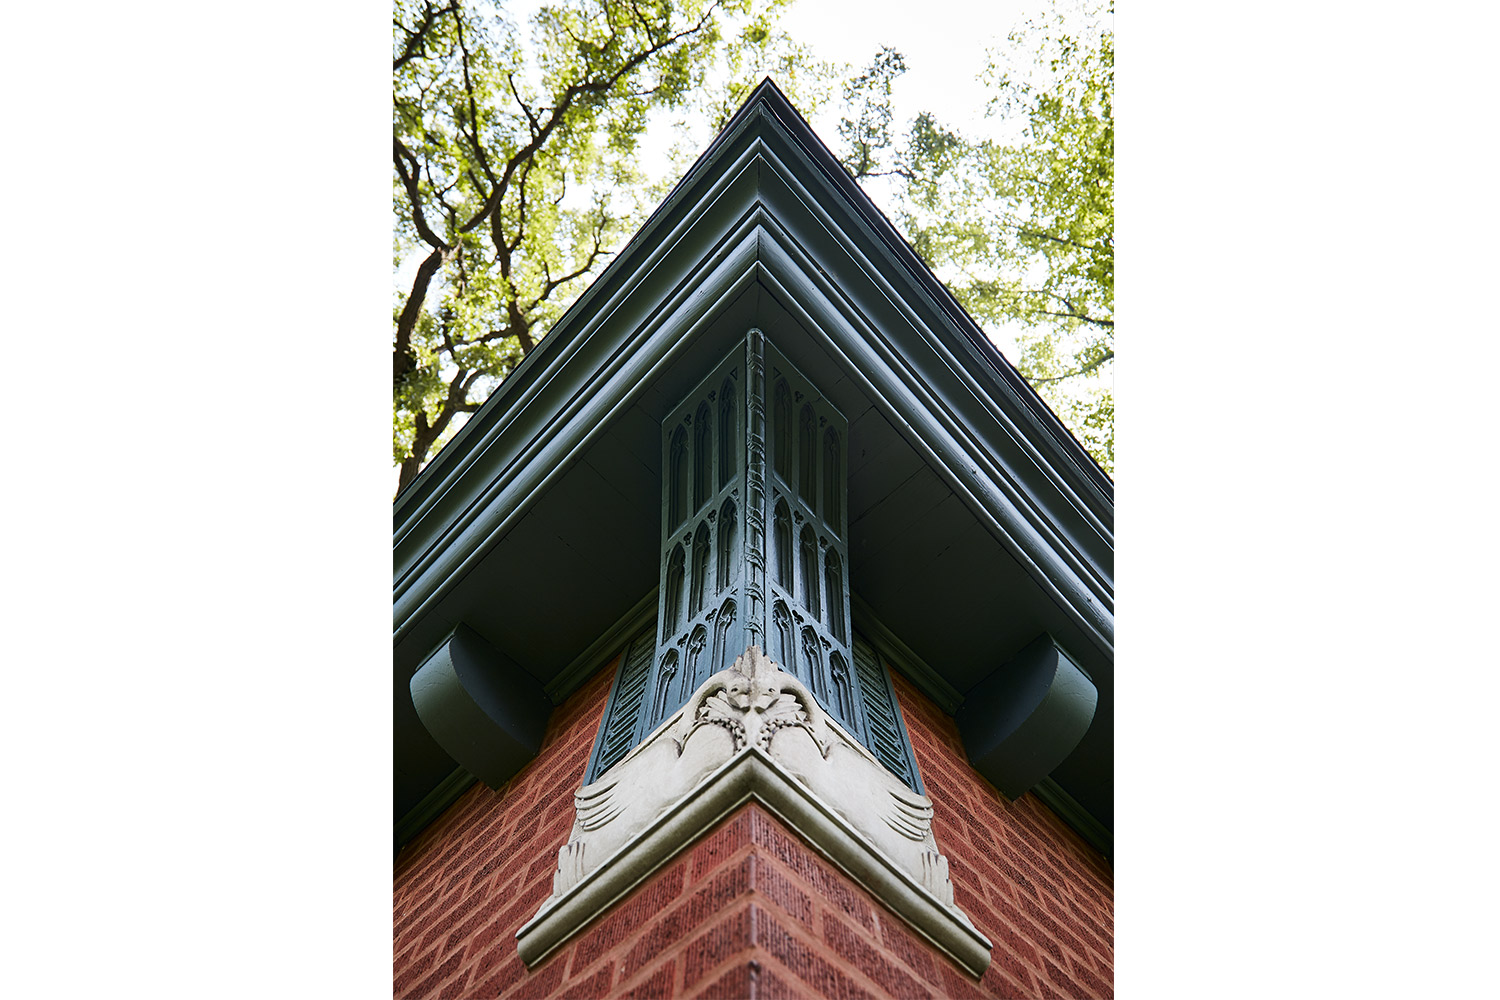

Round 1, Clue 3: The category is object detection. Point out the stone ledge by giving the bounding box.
[515,745,992,976]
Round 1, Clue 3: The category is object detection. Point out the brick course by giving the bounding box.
[393,660,616,1000]
[891,672,1113,998]
[394,657,1112,999]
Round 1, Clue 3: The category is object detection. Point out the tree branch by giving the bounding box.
[508,72,540,136]
[524,226,606,314]
[454,11,498,188]
[1035,307,1113,328]
[393,1,459,72]
[394,243,452,386]
[399,364,479,491]
[394,137,448,251]
[505,157,535,259]
[397,0,726,489]
[459,0,722,237]
[1029,348,1113,384]
[466,326,521,346]
[1011,225,1108,255]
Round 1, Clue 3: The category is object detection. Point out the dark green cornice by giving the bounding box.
[394,79,1113,846]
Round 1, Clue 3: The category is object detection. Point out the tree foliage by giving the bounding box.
[392,0,809,492]
[837,3,1114,474]
[394,0,1113,489]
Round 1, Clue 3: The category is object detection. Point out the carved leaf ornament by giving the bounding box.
[543,646,960,913]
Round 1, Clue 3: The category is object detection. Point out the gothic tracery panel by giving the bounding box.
[649,334,854,752]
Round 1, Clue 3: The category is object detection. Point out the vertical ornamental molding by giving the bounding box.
[744,328,768,653]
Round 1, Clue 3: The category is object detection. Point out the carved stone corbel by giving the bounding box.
[540,646,969,917]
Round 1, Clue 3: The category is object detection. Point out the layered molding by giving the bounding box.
[394,765,476,852]
[1034,777,1113,862]
[516,647,992,976]
[392,123,1114,660]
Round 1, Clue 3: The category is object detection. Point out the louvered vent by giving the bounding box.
[852,633,921,792]
[589,624,657,779]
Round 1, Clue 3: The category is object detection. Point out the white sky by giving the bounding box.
[781,0,1028,145]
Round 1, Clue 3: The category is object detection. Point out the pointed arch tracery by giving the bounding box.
[799,525,820,622]
[691,521,711,616]
[798,404,816,506]
[774,380,791,481]
[824,550,846,643]
[718,498,737,592]
[823,426,841,534]
[663,544,685,641]
[668,426,688,528]
[694,403,712,511]
[774,500,793,590]
[718,378,736,489]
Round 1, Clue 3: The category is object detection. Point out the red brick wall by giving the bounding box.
[892,672,1114,999]
[394,657,1113,1000]
[393,657,617,999]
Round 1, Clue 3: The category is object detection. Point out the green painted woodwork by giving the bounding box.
[395,82,1113,850]
[647,331,860,744]
[955,633,1098,800]
[851,634,924,794]
[587,625,658,779]
[409,625,552,789]
[586,330,925,791]
[587,616,924,796]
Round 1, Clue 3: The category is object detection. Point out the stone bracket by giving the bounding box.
[514,744,992,976]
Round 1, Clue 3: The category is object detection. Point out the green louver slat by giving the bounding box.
[592,624,657,778]
[852,633,918,791]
